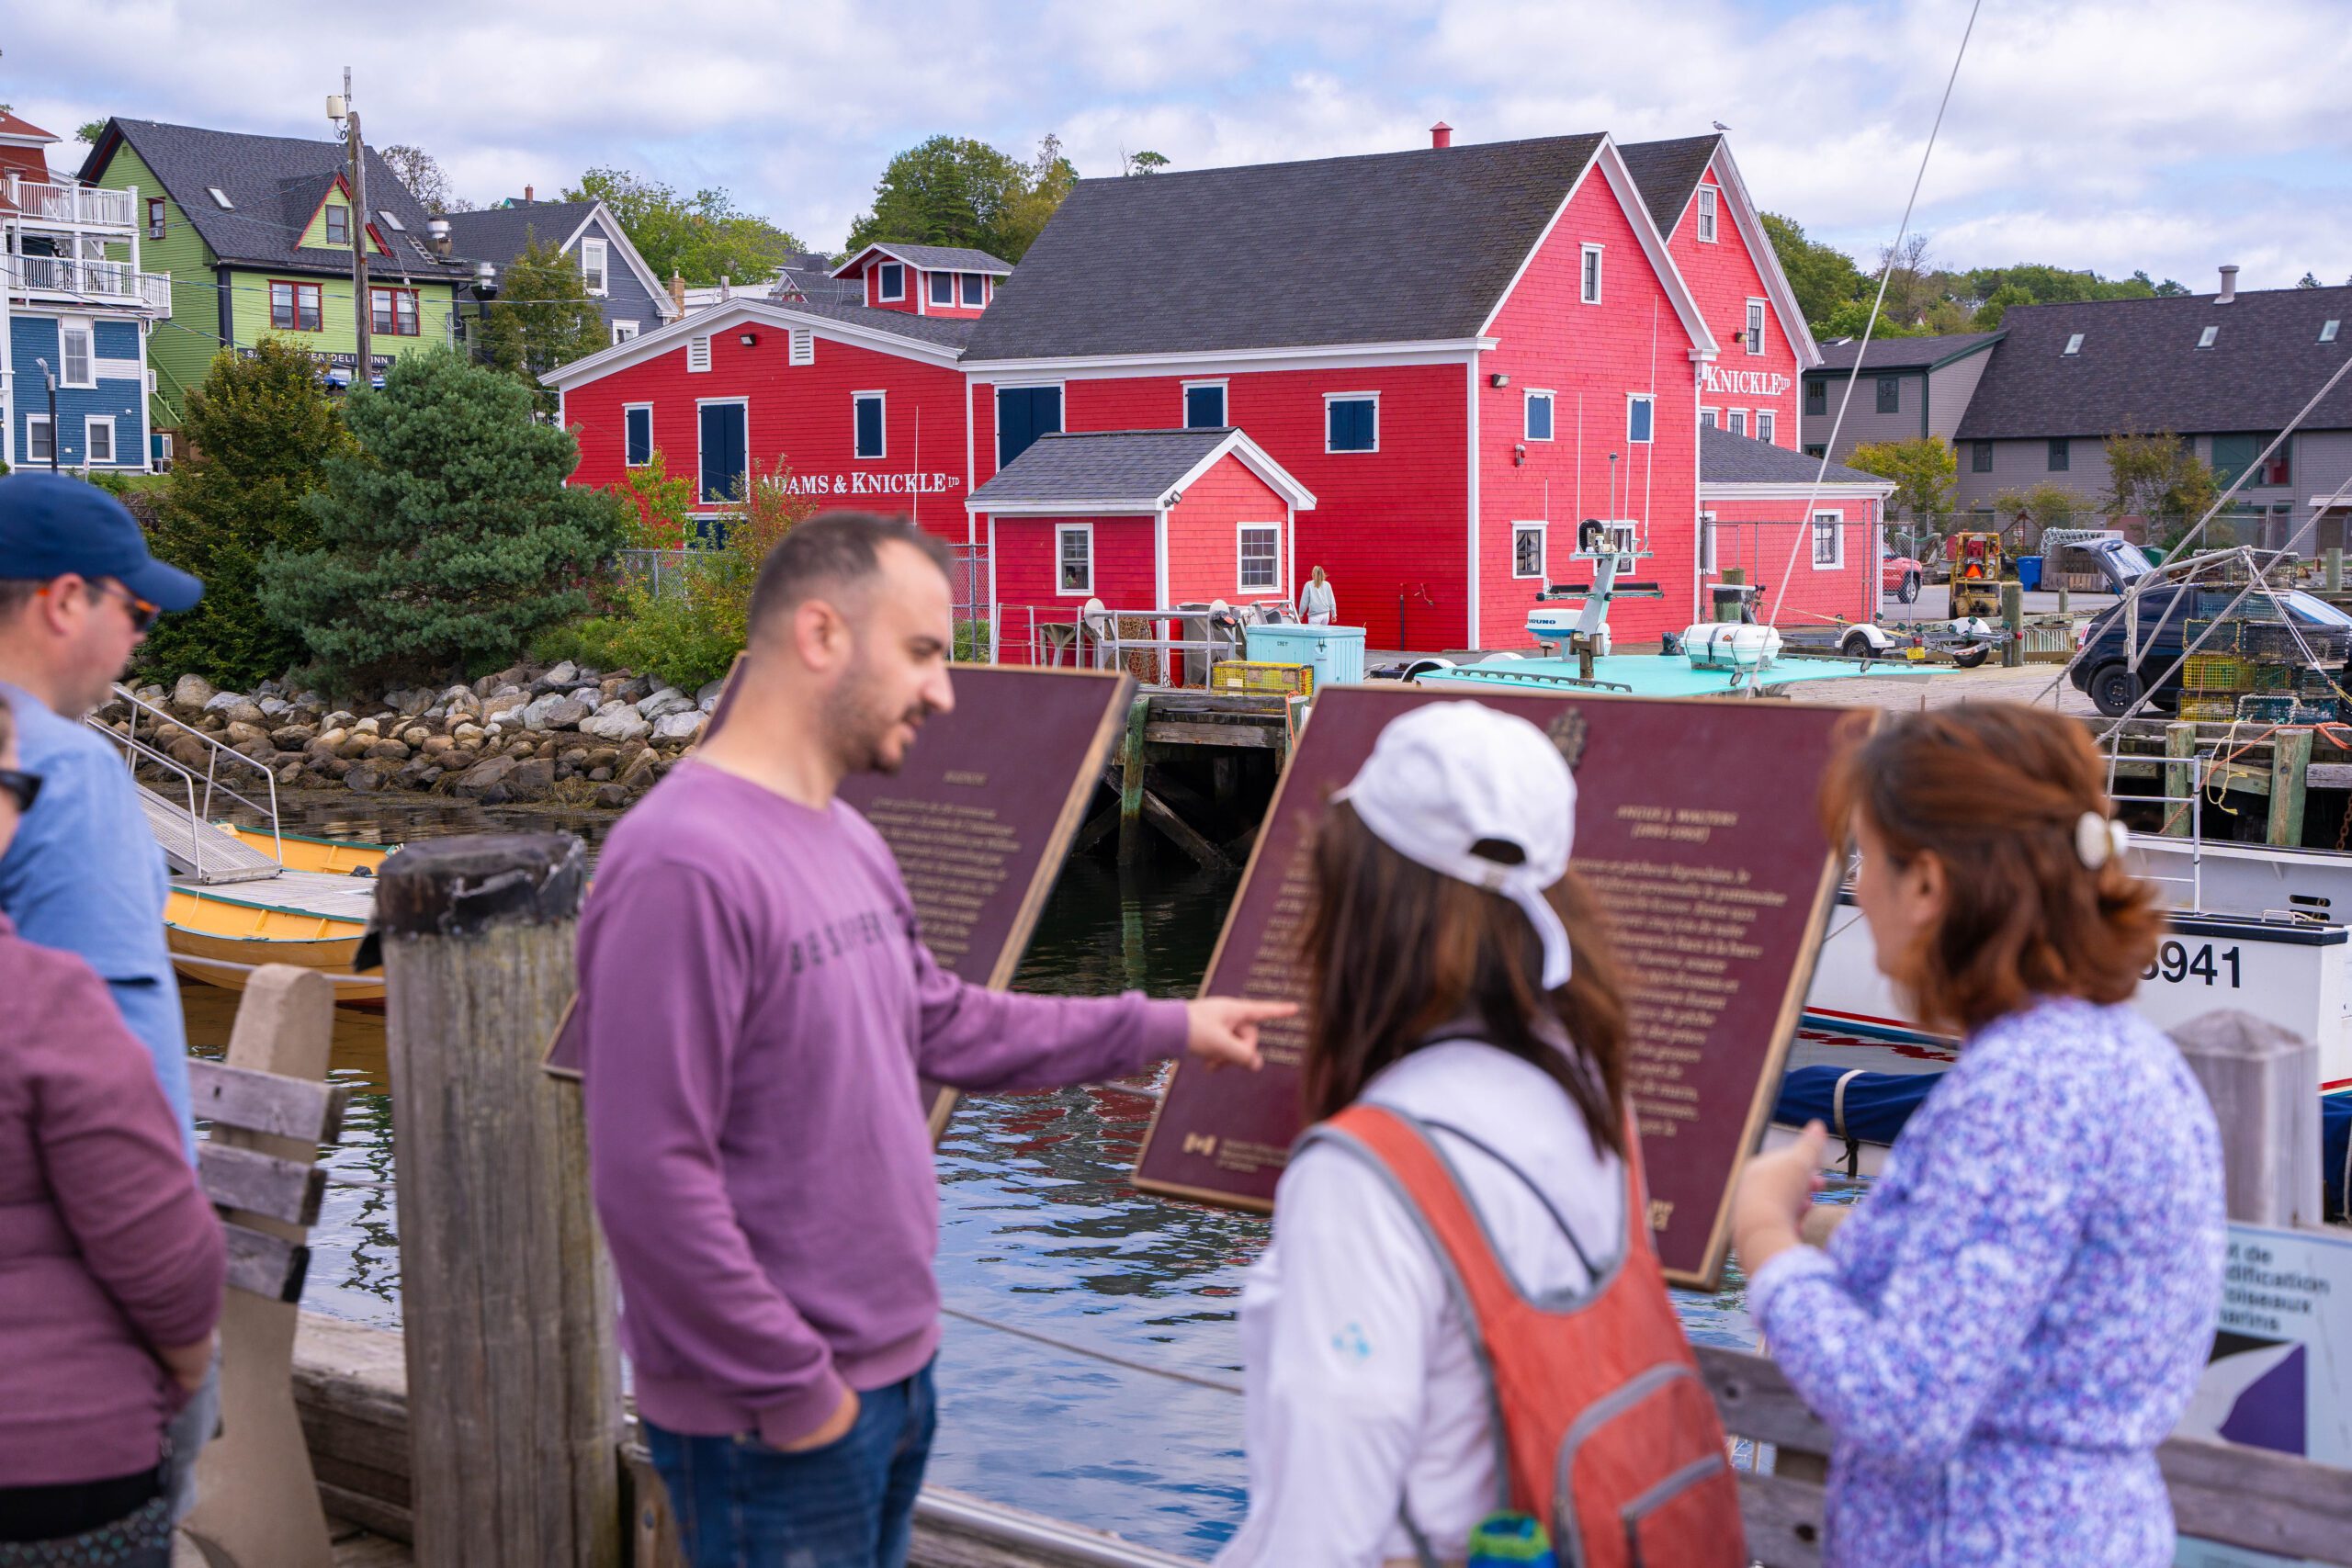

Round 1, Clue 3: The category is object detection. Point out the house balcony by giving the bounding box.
[5,254,174,315]
[0,177,135,230]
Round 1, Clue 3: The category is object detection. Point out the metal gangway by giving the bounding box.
[85,683,286,886]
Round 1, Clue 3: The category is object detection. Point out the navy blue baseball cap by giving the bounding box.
[0,472,202,611]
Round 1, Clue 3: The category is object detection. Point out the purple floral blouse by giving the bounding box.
[1750,997,2226,1567]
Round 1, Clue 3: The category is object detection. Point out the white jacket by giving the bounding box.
[1216,1040,1625,1567]
[1301,581,1338,625]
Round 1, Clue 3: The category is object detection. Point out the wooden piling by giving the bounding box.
[2164,721,2199,838]
[2329,547,2344,594]
[2000,581,2025,668]
[1116,694,1151,865]
[377,835,622,1568]
[2169,1010,2324,1229]
[2267,728,2312,848]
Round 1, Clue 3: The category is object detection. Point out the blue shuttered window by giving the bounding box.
[854,393,886,458]
[625,407,653,467]
[1327,397,1377,453]
[1184,385,1226,429]
[997,386,1062,468]
[1525,392,1555,442]
[698,403,747,503]
[1626,396,1655,445]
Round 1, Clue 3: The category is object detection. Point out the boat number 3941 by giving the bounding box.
[2144,941,2242,988]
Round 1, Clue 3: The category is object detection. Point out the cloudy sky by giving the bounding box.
[11,0,2350,290]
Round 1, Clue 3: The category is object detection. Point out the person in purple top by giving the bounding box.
[576,512,1286,1568]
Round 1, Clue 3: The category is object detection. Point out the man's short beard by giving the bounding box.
[821,651,920,776]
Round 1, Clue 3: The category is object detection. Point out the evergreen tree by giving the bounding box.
[137,341,353,687]
[476,234,609,412]
[261,348,628,687]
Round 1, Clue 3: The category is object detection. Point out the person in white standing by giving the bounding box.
[1300,566,1337,626]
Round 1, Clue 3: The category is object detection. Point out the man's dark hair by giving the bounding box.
[0,581,40,622]
[747,513,954,635]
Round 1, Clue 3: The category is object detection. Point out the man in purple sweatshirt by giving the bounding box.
[577,513,1283,1568]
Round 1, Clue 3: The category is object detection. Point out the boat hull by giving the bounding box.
[164,874,382,1000]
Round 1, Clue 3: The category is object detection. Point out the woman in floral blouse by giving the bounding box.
[1735,704,2225,1567]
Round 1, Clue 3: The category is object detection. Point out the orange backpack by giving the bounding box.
[1306,1104,1747,1568]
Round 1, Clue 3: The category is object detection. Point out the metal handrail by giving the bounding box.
[85,684,284,875]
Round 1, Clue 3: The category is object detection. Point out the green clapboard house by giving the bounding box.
[79,118,473,437]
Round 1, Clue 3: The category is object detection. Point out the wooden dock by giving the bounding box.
[1077,688,1300,870]
[2103,716,2352,847]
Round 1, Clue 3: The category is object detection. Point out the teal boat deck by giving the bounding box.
[1419,652,1937,698]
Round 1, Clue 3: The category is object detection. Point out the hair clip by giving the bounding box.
[2075,810,2129,871]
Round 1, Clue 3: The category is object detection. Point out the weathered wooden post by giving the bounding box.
[2169,1010,2324,1229]
[1117,693,1152,865]
[378,835,622,1568]
[2000,580,2025,668]
[2164,721,2199,838]
[2268,729,2312,848]
[2328,547,2344,595]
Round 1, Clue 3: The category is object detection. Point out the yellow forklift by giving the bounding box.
[1946,531,2007,620]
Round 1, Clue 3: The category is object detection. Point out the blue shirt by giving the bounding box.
[0,681,192,1156]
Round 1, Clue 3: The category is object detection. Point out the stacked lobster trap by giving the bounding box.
[2176,593,2352,723]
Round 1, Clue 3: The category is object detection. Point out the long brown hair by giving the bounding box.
[1300,800,1629,1156]
[1820,703,2164,1035]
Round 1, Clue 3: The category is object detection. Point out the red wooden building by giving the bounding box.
[544,126,1861,653]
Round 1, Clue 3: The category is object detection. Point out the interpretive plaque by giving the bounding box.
[1132,684,1857,1289]
[548,664,1135,1144]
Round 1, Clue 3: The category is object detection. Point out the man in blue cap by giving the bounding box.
[0,470,213,1515]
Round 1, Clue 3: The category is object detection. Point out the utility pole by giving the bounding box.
[332,69,371,384]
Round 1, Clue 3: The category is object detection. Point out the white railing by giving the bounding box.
[6,179,134,228]
[5,254,173,313]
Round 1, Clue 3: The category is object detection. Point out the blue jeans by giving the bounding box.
[644,1363,937,1568]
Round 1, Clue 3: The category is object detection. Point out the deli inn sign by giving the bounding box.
[1700,366,1792,399]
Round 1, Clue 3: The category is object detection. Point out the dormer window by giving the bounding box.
[961,273,985,306]
[2324,320,2341,344]
[324,203,349,244]
[2063,333,2083,355]
[876,263,905,302]
[2198,325,2219,348]
[929,270,955,306]
[1697,186,1718,243]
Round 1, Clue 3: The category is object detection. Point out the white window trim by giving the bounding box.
[1626,392,1656,445]
[1727,410,1748,438]
[60,321,96,389]
[1756,410,1776,446]
[928,269,956,306]
[1055,523,1094,596]
[876,263,906,303]
[694,397,751,509]
[24,415,52,464]
[1323,390,1381,455]
[1510,521,1547,581]
[1700,511,1718,574]
[1579,243,1604,305]
[686,335,711,373]
[960,272,986,307]
[789,328,814,366]
[994,381,1067,470]
[610,320,640,345]
[85,415,115,466]
[623,402,654,468]
[1237,523,1282,594]
[1746,298,1768,356]
[1523,388,1555,442]
[1182,378,1229,430]
[1696,186,1718,244]
[1811,509,1846,571]
[853,390,888,459]
[1699,407,1719,430]
[581,238,609,297]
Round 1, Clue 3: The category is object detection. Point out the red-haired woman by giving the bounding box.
[1735,703,2225,1567]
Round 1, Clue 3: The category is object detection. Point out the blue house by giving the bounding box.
[440,192,679,347]
[2,111,166,471]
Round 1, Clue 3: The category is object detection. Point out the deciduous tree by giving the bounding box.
[473,234,608,412]
[846,136,1031,259]
[1847,437,1958,525]
[1760,213,1866,333]
[380,144,472,214]
[565,168,800,288]
[2104,430,2219,547]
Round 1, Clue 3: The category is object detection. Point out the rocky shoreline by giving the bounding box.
[108,660,723,808]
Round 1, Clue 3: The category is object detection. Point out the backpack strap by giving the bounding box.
[1418,1118,1599,1280]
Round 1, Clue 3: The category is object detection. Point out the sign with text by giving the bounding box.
[1132,685,1853,1289]
[548,664,1132,1144]
[1698,366,1792,400]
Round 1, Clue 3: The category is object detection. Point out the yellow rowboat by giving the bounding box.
[217,824,392,877]
[165,829,393,1000]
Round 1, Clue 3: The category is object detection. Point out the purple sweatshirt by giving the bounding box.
[578,760,1189,1446]
[0,914,224,1485]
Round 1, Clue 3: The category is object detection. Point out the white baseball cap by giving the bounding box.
[1331,701,1577,988]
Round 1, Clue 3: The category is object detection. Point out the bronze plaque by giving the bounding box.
[548,664,1135,1145]
[1131,684,1854,1289]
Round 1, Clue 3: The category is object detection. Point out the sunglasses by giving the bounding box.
[0,768,40,815]
[38,579,164,634]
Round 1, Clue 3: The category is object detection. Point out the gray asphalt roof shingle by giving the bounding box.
[84,118,467,282]
[1701,423,1889,488]
[768,299,979,350]
[439,201,600,265]
[967,428,1233,508]
[846,243,1014,275]
[1616,135,1720,238]
[1953,288,2352,440]
[962,133,1607,361]
[1813,332,2004,373]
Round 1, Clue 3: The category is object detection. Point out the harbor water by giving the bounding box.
[190,794,1777,1558]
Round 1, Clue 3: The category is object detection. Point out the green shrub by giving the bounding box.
[528,615,629,671]
[597,460,813,690]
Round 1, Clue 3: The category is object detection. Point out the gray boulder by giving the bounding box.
[652,710,707,743]
[532,660,580,694]
[451,756,519,799]
[524,694,592,732]
[344,762,388,793]
[638,687,693,721]
[593,783,629,808]
[173,674,218,711]
[582,705,651,743]
[506,758,557,799]
[696,678,727,714]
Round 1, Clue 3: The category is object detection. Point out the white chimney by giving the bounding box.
[2218,264,2239,304]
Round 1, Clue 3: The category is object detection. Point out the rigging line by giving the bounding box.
[938,1304,1244,1396]
[1770,0,1983,627]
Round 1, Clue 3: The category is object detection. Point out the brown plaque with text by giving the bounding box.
[547,663,1134,1145]
[1132,684,1856,1289]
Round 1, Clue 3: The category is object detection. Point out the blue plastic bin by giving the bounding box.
[1244,624,1367,688]
[2017,555,2043,591]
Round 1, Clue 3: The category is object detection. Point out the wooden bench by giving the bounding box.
[183,965,351,1568]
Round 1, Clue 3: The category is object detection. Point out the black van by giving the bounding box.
[2067,540,2352,716]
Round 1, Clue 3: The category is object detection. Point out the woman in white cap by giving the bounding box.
[1216,700,1737,1568]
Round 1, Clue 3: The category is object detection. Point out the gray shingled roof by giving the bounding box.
[82,118,467,282]
[963,133,1607,361]
[1953,288,2352,441]
[439,200,599,265]
[1617,135,1720,238]
[1814,332,2004,373]
[968,429,1232,508]
[770,299,978,350]
[845,243,1014,276]
[1701,423,1889,488]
